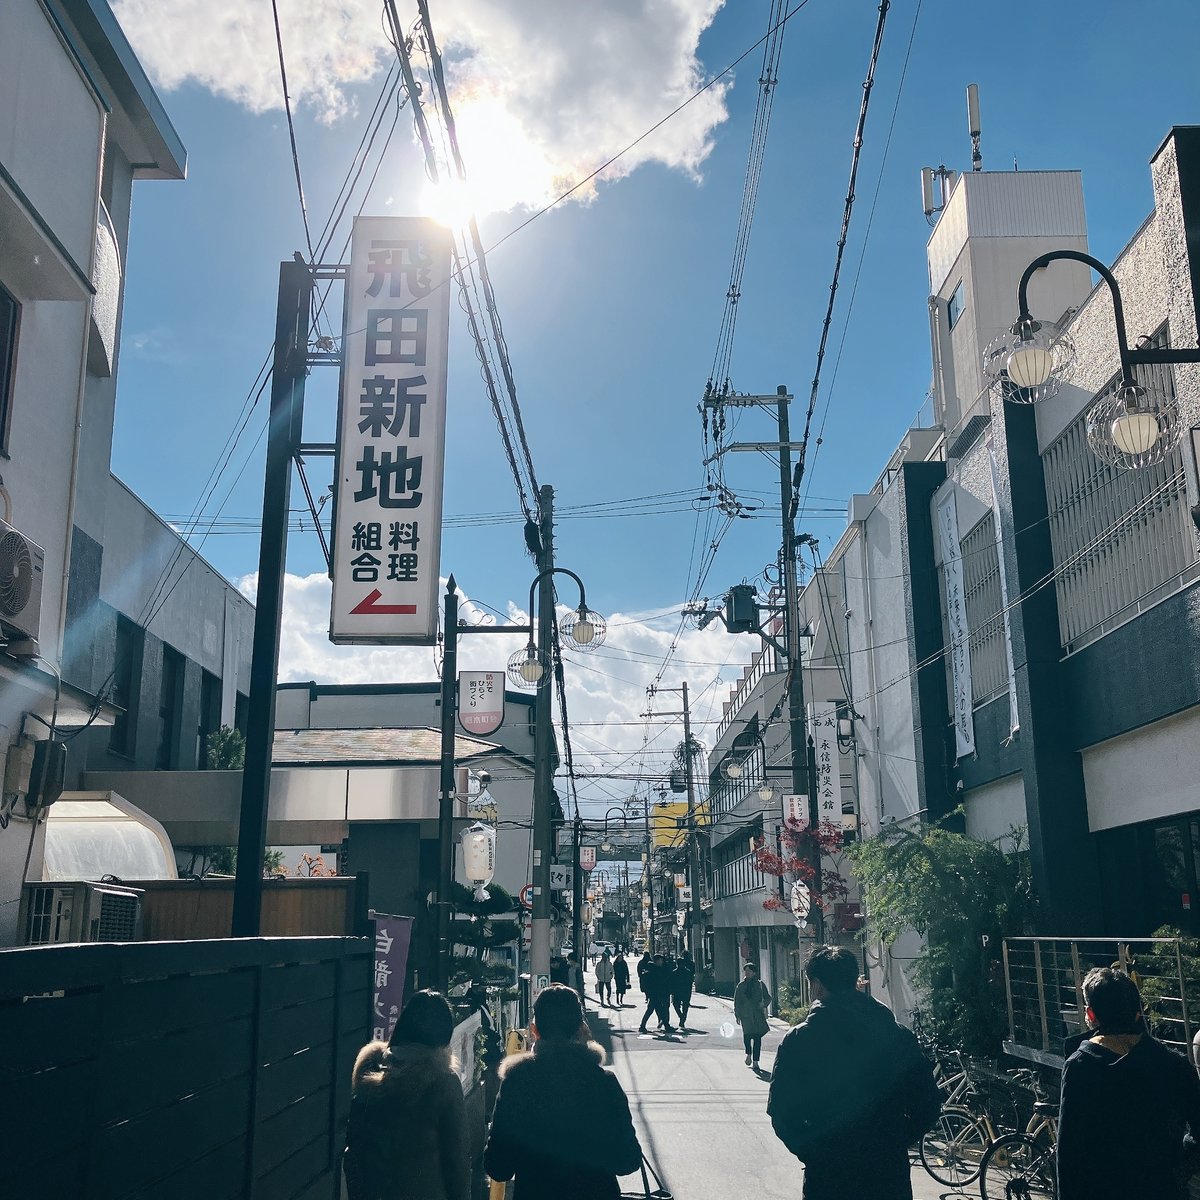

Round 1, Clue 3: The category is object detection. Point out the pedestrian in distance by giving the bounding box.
[636,949,652,992]
[672,952,696,1028]
[613,951,631,1006]
[343,989,470,1200]
[595,948,614,1007]
[733,962,771,1067]
[549,954,569,987]
[651,953,675,1032]
[485,983,643,1200]
[768,945,941,1200]
[1057,966,1200,1200]
[637,953,661,1033]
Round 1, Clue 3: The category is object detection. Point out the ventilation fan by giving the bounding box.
[0,518,44,641]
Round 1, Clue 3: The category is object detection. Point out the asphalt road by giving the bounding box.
[581,974,971,1200]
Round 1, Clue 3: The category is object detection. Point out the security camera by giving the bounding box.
[478,770,491,788]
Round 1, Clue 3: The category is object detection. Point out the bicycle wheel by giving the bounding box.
[920,1106,989,1186]
[978,1132,1056,1200]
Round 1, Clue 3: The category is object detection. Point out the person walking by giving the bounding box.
[594,949,614,1007]
[343,989,470,1200]
[733,962,771,1067]
[636,950,652,993]
[565,952,585,1004]
[1058,966,1200,1200]
[671,953,696,1029]
[485,984,643,1199]
[768,946,941,1200]
[637,953,661,1033]
[613,951,631,1006]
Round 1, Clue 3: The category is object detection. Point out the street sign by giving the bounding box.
[549,864,573,891]
[518,883,534,910]
[782,794,808,829]
[458,671,505,735]
[556,826,574,851]
[533,972,550,1001]
[579,846,596,871]
[330,216,453,645]
[679,886,693,904]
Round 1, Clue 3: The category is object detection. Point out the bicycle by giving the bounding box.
[918,1064,1036,1189]
[977,1071,1058,1200]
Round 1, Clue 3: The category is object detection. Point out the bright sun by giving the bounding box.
[418,92,559,225]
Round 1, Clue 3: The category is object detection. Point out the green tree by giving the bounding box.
[447,881,520,1002]
[848,821,1037,1057]
[205,725,246,770]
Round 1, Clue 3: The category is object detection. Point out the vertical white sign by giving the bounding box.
[987,447,1020,741]
[807,702,841,829]
[331,216,452,644]
[937,490,976,758]
[782,793,808,830]
[579,846,597,872]
[458,671,505,735]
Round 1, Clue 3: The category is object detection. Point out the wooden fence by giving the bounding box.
[1,935,371,1199]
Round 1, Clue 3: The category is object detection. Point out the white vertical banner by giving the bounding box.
[937,489,976,758]
[781,794,808,830]
[987,447,1020,741]
[331,216,453,644]
[458,671,505,735]
[579,846,596,872]
[807,702,841,828]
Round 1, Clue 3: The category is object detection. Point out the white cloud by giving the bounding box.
[250,571,753,799]
[112,0,729,210]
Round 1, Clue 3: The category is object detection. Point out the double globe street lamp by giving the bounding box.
[983,249,1200,470]
[506,567,606,689]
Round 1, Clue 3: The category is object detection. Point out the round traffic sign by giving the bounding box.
[519,883,534,910]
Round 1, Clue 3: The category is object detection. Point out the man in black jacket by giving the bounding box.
[485,984,642,1200]
[768,946,940,1200]
[1058,966,1200,1200]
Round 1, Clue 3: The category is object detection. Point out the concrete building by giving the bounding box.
[0,0,254,944]
[818,127,1200,1009]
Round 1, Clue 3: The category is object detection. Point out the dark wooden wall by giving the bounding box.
[1,936,371,1199]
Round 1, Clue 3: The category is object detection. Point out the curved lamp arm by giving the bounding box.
[1016,250,1135,386]
[526,566,589,626]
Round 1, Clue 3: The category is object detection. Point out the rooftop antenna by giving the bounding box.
[967,83,982,171]
[921,164,957,228]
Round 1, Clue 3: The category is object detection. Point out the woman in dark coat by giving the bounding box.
[343,990,470,1200]
[485,984,642,1200]
[613,952,631,1006]
[733,962,771,1068]
[671,953,696,1028]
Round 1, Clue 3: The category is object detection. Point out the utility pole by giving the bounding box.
[651,683,705,965]
[530,484,555,992]
[642,793,657,954]
[233,257,312,938]
[701,384,820,943]
[774,385,822,942]
[571,813,584,992]
[435,578,459,991]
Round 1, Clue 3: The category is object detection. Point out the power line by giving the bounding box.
[270,0,315,263]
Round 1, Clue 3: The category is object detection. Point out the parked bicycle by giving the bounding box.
[977,1071,1057,1200]
[918,1064,1046,1191]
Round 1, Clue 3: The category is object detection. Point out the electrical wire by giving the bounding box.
[270,0,315,264]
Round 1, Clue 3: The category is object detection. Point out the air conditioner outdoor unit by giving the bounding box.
[0,518,45,642]
[19,881,143,945]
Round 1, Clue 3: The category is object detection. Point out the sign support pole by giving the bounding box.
[436,577,459,991]
[530,485,555,995]
[572,814,584,983]
[233,256,312,937]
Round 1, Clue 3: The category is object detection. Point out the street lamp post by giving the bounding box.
[984,249,1200,469]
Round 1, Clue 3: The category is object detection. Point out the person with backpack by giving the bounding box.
[768,946,941,1199]
[343,990,470,1200]
[485,984,642,1199]
[1058,966,1200,1200]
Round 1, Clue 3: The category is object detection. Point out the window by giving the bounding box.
[0,281,18,451]
[156,646,183,769]
[109,615,142,757]
[197,669,221,767]
[947,281,965,329]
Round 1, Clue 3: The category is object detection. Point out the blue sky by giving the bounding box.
[108,0,1200,804]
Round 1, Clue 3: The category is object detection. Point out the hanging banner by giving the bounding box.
[807,702,841,829]
[458,671,505,735]
[987,447,1020,741]
[937,489,976,758]
[369,911,413,1041]
[782,793,808,830]
[579,846,597,872]
[331,216,453,644]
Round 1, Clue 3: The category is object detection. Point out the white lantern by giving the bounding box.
[1006,343,1054,389]
[460,822,497,901]
[1110,410,1160,456]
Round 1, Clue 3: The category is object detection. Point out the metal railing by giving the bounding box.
[1042,356,1200,653]
[715,647,781,745]
[713,850,770,900]
[1003,936,1196,1065]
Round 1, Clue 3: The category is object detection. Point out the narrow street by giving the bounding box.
[580,969,966,1200]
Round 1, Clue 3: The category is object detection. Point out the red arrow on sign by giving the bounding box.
[349,589,417,616]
